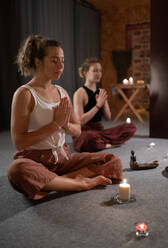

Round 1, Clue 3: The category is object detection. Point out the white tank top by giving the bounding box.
[21,84,69,163]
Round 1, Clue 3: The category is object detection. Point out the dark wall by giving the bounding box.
[0,0,100,131]
[0,1,22,130]
[150,0,168,138]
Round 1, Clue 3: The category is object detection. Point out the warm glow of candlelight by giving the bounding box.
[136,223,148,231]
[126,117,131,124]
[129,77,134,85]
[119,178,130,201]
[123,179,127,184]
[123,79,129,85]
[140,224,144,229]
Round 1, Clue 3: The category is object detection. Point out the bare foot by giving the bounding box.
[105,143,112,149]
[105,144,121,149]
[75,175,112,191]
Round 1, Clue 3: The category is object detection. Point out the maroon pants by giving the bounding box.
[72,122,136,152]
[8,145,122,200]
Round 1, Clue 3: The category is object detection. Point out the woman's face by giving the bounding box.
[37,46,64,80]
[85,62,102,83]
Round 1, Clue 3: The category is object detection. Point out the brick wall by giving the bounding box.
[88,0,150,116]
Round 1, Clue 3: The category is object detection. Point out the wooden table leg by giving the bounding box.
[114,88,144,123]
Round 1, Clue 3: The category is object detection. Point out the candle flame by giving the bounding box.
[123,179,127,183]
[126,117,131,123]
[136,223,148,231]
[140,224,144,229]
[123,79,129,85]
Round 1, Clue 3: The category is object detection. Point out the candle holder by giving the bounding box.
[135,222,149,237]
[112,193,136,205]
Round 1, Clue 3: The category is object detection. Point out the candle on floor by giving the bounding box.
[119,179,131,201]
[123,79,129,85]
[136,222,149,237]
[149,142,156,148]
[126,117,131,124]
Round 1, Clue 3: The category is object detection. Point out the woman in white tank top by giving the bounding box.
[8,35,122,200]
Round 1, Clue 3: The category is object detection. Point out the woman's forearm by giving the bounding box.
[80,105,100,125]
[103,101,111,120]
[12,122,60,151]
[64,122,81,137]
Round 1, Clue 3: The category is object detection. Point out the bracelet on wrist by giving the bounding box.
[96,105,101,110]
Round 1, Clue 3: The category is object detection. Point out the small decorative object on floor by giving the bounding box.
[136,222,149,237]
[119,179,130,201]
[130,150,159,170]
[126,117,131,124]
[148,142,156,149]
[101,193,136,206]
[110,193,136,205]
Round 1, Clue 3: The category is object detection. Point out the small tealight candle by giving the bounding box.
[149,142,156,148]
[136,222,149,237]
[137,80,144,84]
[126,117,131,124]
[123,79,129,85]
[129,77,134,85]
[119,179,131,201]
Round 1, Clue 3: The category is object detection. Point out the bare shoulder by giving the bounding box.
[74,87,86,98]
[57,86,69,97]
[12,86,34,110]
[13,86,32,100]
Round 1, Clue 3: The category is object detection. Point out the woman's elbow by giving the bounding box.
[107,116,111,121]
[75,126,81,137]
[104,115,111,121]
[12,136,27,151]
[14,140,28,151]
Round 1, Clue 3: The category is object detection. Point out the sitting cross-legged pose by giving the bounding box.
[8,35,123,200]
[72,57,136,152]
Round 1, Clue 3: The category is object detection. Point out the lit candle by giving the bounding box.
[149,142,156,148]
[119,179,131,201]
[123,79,129,85]
[129,77,134,85]
[136,223,147,231]
[136,222,149,237]
[126,117,131,124]
[137,80,144,84]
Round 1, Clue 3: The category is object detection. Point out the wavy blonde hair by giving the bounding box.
[78,57,101,78]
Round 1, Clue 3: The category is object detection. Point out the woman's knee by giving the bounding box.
[8,159,29,179]
[105,153,122,166]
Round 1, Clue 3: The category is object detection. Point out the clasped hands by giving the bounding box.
[96,88,108,108]
[53,97,71,130]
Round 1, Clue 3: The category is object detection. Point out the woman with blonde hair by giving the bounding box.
[7,36,123,200]
[72,57,136,152]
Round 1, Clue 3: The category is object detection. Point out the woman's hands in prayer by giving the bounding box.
[53,97,71,128]
[96,88,108,108]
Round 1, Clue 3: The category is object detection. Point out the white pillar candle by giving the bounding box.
[126,117,131,124]
[119,179,131,201]
[123,79,129,85]
[129,77,134,85]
